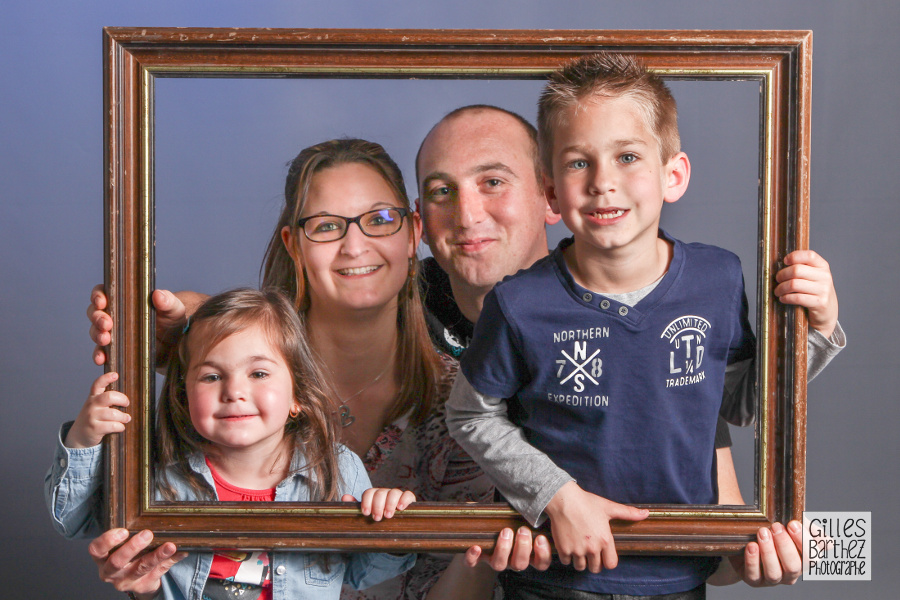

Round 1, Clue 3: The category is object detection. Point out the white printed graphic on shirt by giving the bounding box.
[661,316,709,387]
[555,340,604,393]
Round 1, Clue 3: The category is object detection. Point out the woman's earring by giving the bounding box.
[406,257,416,299]
[289,403,301,418]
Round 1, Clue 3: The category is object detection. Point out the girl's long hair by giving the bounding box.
[154,288,343,502]
[261,138,442,426]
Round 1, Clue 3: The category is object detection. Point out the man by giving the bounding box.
[416,105,559,356]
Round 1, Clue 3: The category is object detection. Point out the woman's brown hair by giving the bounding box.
[261,139,442,426]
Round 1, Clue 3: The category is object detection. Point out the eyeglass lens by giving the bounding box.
[303,208,405,241]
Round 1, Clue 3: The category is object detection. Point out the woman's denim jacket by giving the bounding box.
[45,423,415,600]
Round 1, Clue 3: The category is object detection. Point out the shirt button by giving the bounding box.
[619,306,629,316]
[59,458,66,468]
[275,565,286,575]
[600,300,610,309]
[582,292,593,302]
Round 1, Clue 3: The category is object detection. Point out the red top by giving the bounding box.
[205,457,275,600]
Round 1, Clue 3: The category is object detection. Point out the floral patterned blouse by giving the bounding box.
[341,356,495,600]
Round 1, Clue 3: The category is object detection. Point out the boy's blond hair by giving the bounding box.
[538,53,680,171]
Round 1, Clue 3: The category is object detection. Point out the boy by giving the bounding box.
[446,53,841,598]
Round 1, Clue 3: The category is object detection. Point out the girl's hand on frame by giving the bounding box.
[89,528,187,599]
[64,372,131,449]
[342,489,416,521]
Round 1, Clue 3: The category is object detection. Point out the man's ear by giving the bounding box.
[545,201,562,225]
[663,152,691,204]
[543,173,563,216]
[414,198,429,245]
[408,210,423,258]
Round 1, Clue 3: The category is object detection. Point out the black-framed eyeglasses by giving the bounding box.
[296,207,411,243]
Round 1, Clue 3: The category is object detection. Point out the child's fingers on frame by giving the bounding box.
[602,545,620,571]
[783,249,828,268]
[383,489,413,517]
[775,263,829,287]
[358,489,377,516]
[397,489,415,510]
[90,372,120,396]
[98,406,131,426]
[100,390,131,409]
[368,489,391,521]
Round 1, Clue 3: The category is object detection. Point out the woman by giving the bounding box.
[86,139,548,599]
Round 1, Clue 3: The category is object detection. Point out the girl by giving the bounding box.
[47,287,416,600]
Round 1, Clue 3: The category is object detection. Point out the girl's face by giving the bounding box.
[185,323,295,458]
[281,162,421,314]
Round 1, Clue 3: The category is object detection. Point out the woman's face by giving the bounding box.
[282,162,421,315]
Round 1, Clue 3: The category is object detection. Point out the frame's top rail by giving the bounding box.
[104,27,812,50]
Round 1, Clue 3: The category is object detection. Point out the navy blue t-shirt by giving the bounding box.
[460,233,756,595]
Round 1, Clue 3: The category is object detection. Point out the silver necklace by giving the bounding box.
[337,355,394,428]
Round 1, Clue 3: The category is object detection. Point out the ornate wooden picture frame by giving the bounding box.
[103,28,811,553]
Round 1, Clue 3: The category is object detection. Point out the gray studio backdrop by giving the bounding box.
[1,2,896,599]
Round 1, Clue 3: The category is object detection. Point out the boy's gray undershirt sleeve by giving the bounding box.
[721,321,846,426]
[445,373,573,527]
[807,321,846,381]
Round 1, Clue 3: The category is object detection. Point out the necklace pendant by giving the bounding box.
[339,404,355,427]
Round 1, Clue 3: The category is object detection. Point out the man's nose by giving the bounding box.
[455,187,488,228]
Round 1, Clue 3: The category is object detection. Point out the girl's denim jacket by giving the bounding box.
[45,423,415,600]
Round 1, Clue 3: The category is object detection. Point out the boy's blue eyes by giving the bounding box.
[567,154,638,169]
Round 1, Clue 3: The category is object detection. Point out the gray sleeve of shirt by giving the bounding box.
[722,320,847,426]
[807,321,846,382]
[445,373,573,527]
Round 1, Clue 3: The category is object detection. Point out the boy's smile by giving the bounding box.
[545,94,689,289]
